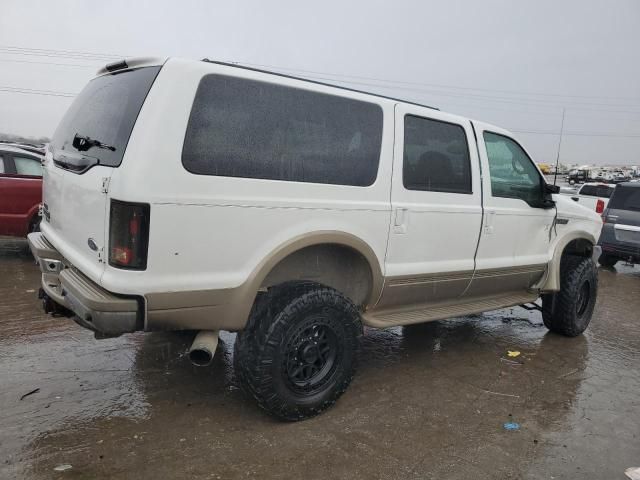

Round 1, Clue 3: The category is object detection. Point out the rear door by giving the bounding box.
[0,152,42,236]
[379,105,483,310]
[42,65,161,283]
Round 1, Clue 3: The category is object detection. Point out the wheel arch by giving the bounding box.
[251,231,384,308]
[538,231,597,292]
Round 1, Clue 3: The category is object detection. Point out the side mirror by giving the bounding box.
[545,183,560,194]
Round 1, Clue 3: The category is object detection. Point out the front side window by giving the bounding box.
[182,75,384,186]
[14,156,43,177]
[403,115,471,194]
[483,132,543,207]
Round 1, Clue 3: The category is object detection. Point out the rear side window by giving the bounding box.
[182,75,383,186]
[608,186,640,211]
[581,185,614,198]
[14,156,43,177]
[403,115,471,193]
[51,66,161,169]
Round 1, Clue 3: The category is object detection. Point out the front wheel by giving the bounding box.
[234,282,362,421]
[542,256,598,337]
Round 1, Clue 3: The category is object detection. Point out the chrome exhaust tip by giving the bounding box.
[188,330,219,367]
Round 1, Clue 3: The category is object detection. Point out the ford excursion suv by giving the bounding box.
[28,58,602,420]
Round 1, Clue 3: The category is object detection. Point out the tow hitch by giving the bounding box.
[38,288,72,317]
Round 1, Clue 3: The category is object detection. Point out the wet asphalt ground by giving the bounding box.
[1,237,639,480]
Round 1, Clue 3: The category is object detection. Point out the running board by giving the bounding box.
[363,292,539,328]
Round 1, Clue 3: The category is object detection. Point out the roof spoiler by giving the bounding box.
[96,57,166,76]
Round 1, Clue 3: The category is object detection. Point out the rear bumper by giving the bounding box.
[27,232,142,336]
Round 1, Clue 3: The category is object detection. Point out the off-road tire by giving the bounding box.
[542,256,598,337]
[234,282,362,421]
[597,254,618,267]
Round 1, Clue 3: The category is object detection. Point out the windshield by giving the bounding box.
[51,66,160,170]
[608,186,640,211]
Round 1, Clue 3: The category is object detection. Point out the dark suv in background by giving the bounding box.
[599,182,640,267]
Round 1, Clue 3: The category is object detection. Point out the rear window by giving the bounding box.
[580,185,614,198]
[182,75,383,186]
[51,66,160,169]
[608,186,640,211]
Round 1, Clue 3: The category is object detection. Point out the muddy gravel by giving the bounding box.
[1,237,639,479]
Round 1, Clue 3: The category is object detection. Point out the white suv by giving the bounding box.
[29,57,603,420]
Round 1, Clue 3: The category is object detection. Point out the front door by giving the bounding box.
[468,122,555,298]
[378,105,483,310]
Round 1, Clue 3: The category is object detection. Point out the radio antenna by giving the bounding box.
[553,108,566,186]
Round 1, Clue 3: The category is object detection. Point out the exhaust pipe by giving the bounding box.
[188,330,219,367]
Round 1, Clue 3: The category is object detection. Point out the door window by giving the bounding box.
[483,132,543,207]
[0,155,4,174]
[403,115,472,194]
[14,156,43,177]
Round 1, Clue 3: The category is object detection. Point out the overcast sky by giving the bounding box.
[1,0,639,165]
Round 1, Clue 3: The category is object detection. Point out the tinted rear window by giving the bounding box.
[403,115,471,194]
[182,75,383,186]
[608,186,640,211]
[580,185,614,198]
[51,66,160,169]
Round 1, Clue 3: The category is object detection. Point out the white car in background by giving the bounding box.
[563,182,615,214]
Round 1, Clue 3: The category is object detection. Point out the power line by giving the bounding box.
[512,129,640,138]
[0,45,121,61]
[0,86,76,98]
[228,59,640,106]
[286,71,640,111]
[0,58,96,69]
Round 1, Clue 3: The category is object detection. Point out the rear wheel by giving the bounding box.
[598,254,618,267]
[234,282,362,421]
[542,256,598,337]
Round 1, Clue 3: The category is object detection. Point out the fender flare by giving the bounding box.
[246,230,384,307]
[538,230,597,292]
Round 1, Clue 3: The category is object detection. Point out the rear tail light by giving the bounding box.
[596,199,605,214]
[109,200,150,270]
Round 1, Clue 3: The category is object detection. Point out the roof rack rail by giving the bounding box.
[201,59,439,111]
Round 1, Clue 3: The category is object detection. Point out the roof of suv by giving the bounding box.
[95,57,508,134]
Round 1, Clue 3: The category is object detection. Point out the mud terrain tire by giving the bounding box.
[542,256,598,337]
[234,282,362,421]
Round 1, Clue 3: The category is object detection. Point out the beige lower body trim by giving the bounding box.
[365,264,546,328]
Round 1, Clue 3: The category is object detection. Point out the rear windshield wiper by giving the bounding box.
[72,133,116,152]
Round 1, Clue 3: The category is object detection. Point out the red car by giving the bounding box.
[0,145,43,237]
